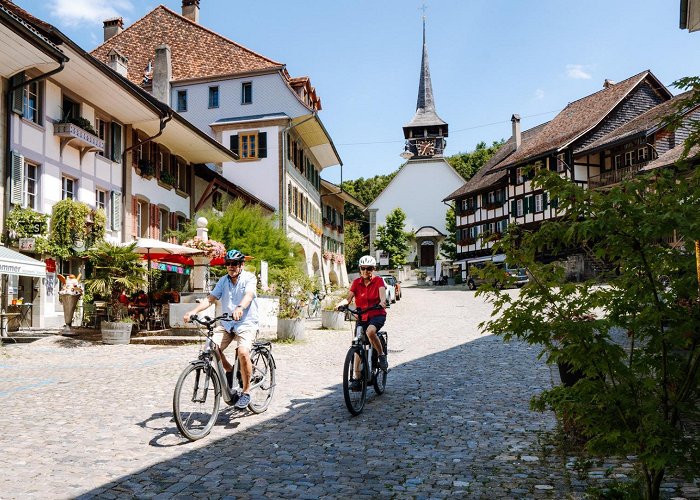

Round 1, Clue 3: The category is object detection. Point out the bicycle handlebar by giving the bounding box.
[337,303,384,316]
[188,313,230,328]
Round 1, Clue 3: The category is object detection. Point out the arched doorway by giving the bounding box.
[420,240,435,266]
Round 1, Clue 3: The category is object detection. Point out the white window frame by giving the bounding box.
[23,161,38,209]
[208,86,219,108]
[535,193,543,212]
[614,155,622,168]
[176,90,187,112]
[61,176,76,200]
[95,188,108,227]
[516,167,524,184]
[241,82,252,104]
[516,198,524,217]
[24,80,41,125]
[624,151,634,166]
[638,147,648,161]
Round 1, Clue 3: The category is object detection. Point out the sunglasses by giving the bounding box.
[225,262,243,267]
[360,266,374,271]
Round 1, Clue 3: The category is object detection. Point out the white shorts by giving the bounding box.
[212,325,257,352]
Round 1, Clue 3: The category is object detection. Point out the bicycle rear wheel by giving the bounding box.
[342,347,367,415]
[373,333,388,395]
[248,349,275,414]
[173,363,221,441]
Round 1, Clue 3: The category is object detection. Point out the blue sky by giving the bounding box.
[13,0,700,184]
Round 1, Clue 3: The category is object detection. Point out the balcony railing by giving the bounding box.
[54,122,105,161]
[588,162,648,189]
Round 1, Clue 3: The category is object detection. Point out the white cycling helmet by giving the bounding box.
[358,255,376,267]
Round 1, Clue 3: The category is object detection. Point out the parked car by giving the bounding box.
[466,262,529,290]
[379,274,401,301]
[379,276,396,304]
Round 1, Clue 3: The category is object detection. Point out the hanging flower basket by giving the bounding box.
[182,237,226,259]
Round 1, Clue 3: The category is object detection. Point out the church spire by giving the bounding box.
[402,16,448,157]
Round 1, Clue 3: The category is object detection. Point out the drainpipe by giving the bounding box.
[120,111,173,238]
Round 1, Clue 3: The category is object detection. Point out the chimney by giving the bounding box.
[511,114,521,150]
[153,44,172,106]
[103,17,123,42]
[107,48,128,78]
[182,0,200,23]
[603,79,616,89]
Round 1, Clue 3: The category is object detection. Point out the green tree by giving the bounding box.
[446,140,505,181]
[343,221,366,271]
[341,172,397,236]
[171,199,303,272]
[481,167,700,500]
[440,205,456,260]
[375,208,410,269]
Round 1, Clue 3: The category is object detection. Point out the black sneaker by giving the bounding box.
[350,379,362,392]
[378,355,388,371]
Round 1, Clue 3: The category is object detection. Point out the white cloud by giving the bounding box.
[534,88,545,100]
[565,64,592,80]
[49,0,134,26]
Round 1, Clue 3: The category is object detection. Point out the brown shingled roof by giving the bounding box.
[506,71,665,166]
[444,122,549,201]
[579,91,694,153]
[91,5,283,86]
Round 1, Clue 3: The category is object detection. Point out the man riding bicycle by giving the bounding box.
[337,255,388,389]
[184,249,259,409]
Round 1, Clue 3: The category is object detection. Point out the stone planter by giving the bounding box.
[417,278,426,286]
[277,317,305,341]
[321,310,346,330]
[101,321,133,344]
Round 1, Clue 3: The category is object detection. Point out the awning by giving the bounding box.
[0,246,46,278]
[290,114,342,169]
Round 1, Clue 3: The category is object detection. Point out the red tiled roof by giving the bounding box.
[506,71,664,165]
[91,5,283,85]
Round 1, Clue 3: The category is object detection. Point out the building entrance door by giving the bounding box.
[420,240,435,266]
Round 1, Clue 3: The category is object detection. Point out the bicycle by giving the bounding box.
[306,291,324,319]
[337,304,388,416]
[173,313,276,441]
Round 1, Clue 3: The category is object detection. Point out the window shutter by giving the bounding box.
[10,73,25,115]
[110,123,122,163]
[230,135,239,157]
[111,191,122,231]
[10,151,24,205]
[169,213,177,243]
[543,192,549,208]
[258,132,267,158]
[510,200,516,215]
[551,196,559,209]
[481,193,487,207]
[132,197,139,237]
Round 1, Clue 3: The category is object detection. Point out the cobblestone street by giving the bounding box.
[1,283,698,499]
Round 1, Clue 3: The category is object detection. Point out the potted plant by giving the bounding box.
[321,286,349,330]
[269,266,314,341]
[416,270,427,286]
[84,241,147,344]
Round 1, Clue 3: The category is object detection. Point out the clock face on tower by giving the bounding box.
[417,139,435,157]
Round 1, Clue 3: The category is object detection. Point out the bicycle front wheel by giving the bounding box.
[248,349,275,414]
[342,347,367,415]
[173,363,221,441]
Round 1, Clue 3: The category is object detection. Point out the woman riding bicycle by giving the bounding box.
[336,255,388,386]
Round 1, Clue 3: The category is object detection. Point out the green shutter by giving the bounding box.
[110,122,122,163]
[111,191,122,230]
[10,151,24,205]
[551,196,559,209]
[510,200,516,215]
[481,193,487,207]
[258,132,267,158]
[10,72,24,115]
[543,192,549,208]
[230,135,239,157]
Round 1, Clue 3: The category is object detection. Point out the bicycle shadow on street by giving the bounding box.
[72,334,695,499]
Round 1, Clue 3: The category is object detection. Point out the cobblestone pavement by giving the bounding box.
[1,283,698,499]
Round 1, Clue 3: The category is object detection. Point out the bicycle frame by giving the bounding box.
[193,319,274,407]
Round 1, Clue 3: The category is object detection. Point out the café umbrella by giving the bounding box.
[121,238,203,318]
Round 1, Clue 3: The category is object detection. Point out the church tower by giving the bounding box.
[402,19,448,159]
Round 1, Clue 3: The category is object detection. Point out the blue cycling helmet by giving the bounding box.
[225,249,245,263]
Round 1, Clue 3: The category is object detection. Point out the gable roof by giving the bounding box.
[91,5,283,86]
[443,121,550,201]
[579,91,694,153]
[506,71,670,165]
